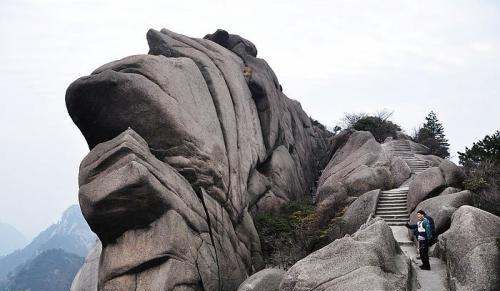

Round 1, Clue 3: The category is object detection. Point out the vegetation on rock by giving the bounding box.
[459,130,500,215]
[341,110,402,143]
[254,200,332,268]
[413,111,450,158]
[0,249,83,291]
[253,200,354,269]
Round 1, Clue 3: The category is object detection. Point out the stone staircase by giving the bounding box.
[375,186,410,226]
[375,140,431,226]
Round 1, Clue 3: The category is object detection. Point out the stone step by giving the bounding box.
[376,206,407,211]
[378,218,409,224]
[377,215,409,220]
[378,199,407,203]
[377,210,408,214]
[386,221,406,226]
[377,203,407,207]
[380,200,407,203]
[376,207,408,212]
[376,210,408,215]
[383,190,409,193]
[380,219,409,223]
[379,197,406,201]
[376,213,409,217]
[382,190,408,194]
[375,212,410,218]
[380,193,407,196]
[379,202,407,208]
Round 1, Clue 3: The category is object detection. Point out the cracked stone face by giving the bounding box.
[67,28,333,291]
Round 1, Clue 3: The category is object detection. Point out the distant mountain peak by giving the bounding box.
[0,204,96,280]
[0,222,27,256]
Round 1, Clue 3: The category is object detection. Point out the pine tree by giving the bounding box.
[414,111,450,158]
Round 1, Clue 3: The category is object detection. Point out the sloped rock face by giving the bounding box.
[314,131,410,222]
[407,160,465,212]
[409,190,472,235]
[279,218,411,291]
[70,242,101,291]
[66,29,332,291]
[407,167,446,211]
[435,206,500,291]
[237,268,285,291]
[342,189,380,234]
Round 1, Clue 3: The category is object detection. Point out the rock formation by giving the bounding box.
[435,206,499,291]
[409,190,472,235]
[280,218,411,291]
[236,268,285,291]
[70,242,101,291]
[66,28,332,291]
[65,27,486,291]
[314,131,411,222]
[407,159,465,211]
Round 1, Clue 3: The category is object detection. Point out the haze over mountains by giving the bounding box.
[0,204,95,288]
[0,222,27,256]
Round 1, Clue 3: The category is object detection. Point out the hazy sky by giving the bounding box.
[1,0,499,238]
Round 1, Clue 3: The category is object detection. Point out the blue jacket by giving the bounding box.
[408,218,432,241]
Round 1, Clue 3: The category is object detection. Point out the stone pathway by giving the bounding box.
[375,140,431,226]
[375,186,410,226]
[380,140,448,290]
[399,239,448,291]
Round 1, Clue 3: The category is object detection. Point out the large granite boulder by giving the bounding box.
[435,206,499,291]
[66,29,333,291]
[439,187,461,196]
[407,167,446,211]
[342,189,380,234]
[438,160,465,188]
[315,131,411,222]
[70,242,101,291]
[407,159,466,212]
[237,268,285,291]
[409,190,472,235]
[279,218,411,291]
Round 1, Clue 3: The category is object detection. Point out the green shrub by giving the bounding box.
[458,130,499,168]
[342,110,402,143]
[459,131,500,215]
[413,111,450,158]
[254,200,327,268]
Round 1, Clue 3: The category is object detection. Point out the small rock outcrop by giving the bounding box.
[341,189,380,234]
[435,206,499,291]
[279,218,411,291]
[315,131,410,221]
[70,242,101,291]
[409,190,472,235]
[407,159,465,212]
[66,28,332,291]
[237,268,285,291]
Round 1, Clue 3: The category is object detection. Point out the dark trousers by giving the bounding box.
[418,239,430,268]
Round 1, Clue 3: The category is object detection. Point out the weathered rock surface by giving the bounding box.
[66,28,333,291]
[439,187,461,196]
[409,190,472,235]
[237,268,285,291]
[407,167,445,211]
[341,189,380,235]
[280,218,411,291]
[435,206,500,291]
[315,131,411,222]
[407,159,466,212]
[70,242,101,291]
[438,160,465,188]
